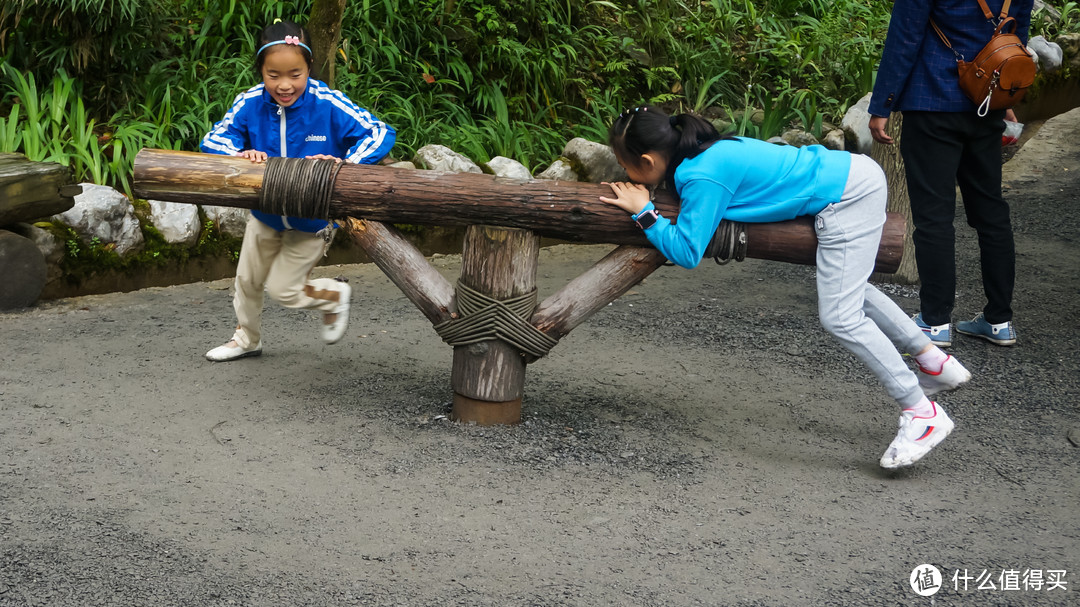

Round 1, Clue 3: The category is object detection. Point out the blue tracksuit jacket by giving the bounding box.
[201,78,396,232]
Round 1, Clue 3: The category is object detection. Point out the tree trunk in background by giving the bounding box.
[870,112,919,284]
[307,0,346,88]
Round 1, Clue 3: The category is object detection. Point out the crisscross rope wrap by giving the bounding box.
[434,281,559,359]
[705,220,748,265]
[259,156,343,221]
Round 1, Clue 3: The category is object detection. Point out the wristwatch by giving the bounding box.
[634,209,660,230]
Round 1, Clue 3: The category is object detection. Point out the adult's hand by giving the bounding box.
[869,116,893,145]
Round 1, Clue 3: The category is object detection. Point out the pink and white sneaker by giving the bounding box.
[916,355,972,396]
[880,402,955,469]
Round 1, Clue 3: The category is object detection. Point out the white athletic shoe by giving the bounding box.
[321,281,351,344]
[917,355,972,396]
[880,402,955,469]
[205,340,263,362]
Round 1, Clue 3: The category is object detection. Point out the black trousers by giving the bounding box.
[900,110,1015,326]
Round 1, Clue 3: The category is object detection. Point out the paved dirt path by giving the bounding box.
[2,111,1078,605]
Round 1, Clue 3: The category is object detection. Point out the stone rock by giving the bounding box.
[202,206,248,239]
[483,156,532,180]
[149,200,200,246]
[387,161,417,170]
[1028,36,1063,72]
[841,93,874,156]
[1033,0,1061,23]
[765,136,787,145]
[9,222,63,265]
[561,138,626,183]
[710,118,733,135]
[1056,33,1080,70]
[413,144,482,173]
[822,129,846,151]
[52,183,143,255]
[0,229,46,309]
[780,129,821,148]
[536,159,579,182]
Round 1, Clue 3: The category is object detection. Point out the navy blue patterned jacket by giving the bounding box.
[869,0,1033,116]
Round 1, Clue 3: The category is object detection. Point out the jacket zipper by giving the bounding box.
[277,105,293,230]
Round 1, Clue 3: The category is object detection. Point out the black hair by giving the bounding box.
[608,105,731,192]
[254,20,313,75]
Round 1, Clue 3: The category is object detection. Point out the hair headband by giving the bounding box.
[258,36,311,56]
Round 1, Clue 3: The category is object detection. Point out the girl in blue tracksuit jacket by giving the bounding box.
[200,20,396,363]
[598,105,971,470]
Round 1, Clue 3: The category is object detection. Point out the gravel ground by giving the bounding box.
[1,113,1078,606]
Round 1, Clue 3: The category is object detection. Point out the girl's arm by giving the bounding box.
[201,89,258,156]
[325,89,396,164]
[600,178,731,269]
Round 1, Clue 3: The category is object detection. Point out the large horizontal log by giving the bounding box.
[0,154,79,225]
[133,149,903,272]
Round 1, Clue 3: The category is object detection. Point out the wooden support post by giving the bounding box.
[451,226,540,425]
[532,245,667,340]
[342,217,456,324]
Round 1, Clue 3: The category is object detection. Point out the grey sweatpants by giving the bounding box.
[814,153,932,409]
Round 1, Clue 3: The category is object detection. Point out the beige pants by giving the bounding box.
[229,215,344,348]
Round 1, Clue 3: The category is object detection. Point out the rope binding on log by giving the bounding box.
[260,157,343,221]
[434,281,559,360]
[705,220,748,265]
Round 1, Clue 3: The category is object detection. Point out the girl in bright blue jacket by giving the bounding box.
[200,20,396,362]
[599,106,969,469]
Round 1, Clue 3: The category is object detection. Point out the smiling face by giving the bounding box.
[260,46,309,107]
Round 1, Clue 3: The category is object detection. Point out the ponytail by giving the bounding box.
[609,105,726,192]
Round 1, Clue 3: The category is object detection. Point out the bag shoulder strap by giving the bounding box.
[977,0,1012,21]
[931,0,1013,58]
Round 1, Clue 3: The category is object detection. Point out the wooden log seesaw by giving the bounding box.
[133,149,905,425]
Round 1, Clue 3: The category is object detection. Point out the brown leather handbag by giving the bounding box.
[931,0,1037,116]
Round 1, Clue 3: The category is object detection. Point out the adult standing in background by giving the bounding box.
[869,0,1032,347]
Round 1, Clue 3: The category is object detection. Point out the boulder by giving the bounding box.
[149,200,200,246]
[841,93,874,156]
[202,206,248,239]
[561,138,627,183]
[52,183,143,255]
[536,159,579,182]
[1028,36,1063,72]
[483,156,532,180]
[0,229,46,309]
[413,145,483,173]
[1057,33,1080,70]
[822,129,846,151]
[780,129,821,148]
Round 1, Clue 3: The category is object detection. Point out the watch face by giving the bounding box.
[636,210,658,229]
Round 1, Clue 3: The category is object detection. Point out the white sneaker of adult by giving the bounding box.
[205,340,263,362]
[880,402,955,469]
[321,281,351,344]
[917,355,972,396]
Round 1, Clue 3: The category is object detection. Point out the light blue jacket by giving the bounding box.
[633,138,851,268]
[201,78,396,232]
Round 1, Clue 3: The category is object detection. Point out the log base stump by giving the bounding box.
[451,394,522,425]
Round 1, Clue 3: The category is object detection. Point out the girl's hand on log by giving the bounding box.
[305,154,342,162]
[238,150,268,163]
[599,182,650,215]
